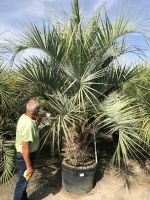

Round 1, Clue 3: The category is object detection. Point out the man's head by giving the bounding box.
[26,100,40,116]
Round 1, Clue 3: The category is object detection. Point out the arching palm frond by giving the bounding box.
[71,0,81,25]
[13,23,67,64]
[0,66,20,184]
[97,64,138,96]
[0,65,19,118]
[18,56,66,99]
[141,115,150,149]
[83,7,148,68]
[95,92,146,168]
[44,92,84,151]
[0,140,15,184]
[12,0,148,69]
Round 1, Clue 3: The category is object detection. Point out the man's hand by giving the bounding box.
[25,166,33,177]
[36,116,43,126]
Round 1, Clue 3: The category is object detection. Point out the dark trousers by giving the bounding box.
[13,152,36,200]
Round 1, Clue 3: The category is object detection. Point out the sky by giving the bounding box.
[1,0,150,65]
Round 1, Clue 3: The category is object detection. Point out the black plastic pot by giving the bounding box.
[62,162,97,195]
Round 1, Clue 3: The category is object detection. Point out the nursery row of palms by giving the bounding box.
[0,0,150,184]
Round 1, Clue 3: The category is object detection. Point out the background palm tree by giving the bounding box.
[0,34,24,183]
[0,65,18,184]
[124,65,150,151]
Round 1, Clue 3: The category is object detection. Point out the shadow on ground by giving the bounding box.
[28,169,62,200]
[93,136,115,185]
[27,145,62,200]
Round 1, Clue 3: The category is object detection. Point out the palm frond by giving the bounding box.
[101,64,138,96]
[18,56,66,98]
[13,23,66,64]
[141,115,150,148]
[0,65,20,117]
[0,140,16,184]
[44,93,85,150]
[95,92,147,168]
[71,0,81,25]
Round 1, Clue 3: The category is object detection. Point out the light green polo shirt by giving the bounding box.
[15,114,40,153]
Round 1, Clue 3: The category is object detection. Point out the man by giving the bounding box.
[13,99,42,200]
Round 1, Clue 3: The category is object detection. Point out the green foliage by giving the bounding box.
[95,92,146,167]
[0,65,22,120]
[0,140,15,184]
[11,0,150,168]
[124,66,150,112]
[0,0,149,182]
[0,66,14,116]
[124,65,150,150]
[0,66,19,184]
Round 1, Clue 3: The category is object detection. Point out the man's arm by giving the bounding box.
[22,142,33,177]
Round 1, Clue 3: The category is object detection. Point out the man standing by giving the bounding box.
[13,100,42,200]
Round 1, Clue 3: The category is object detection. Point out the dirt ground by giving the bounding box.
[1,158,150,200]
[1,140,150,200]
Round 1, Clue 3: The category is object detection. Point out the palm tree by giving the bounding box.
[0,65,18,184]
[124,65,150,151]
[7,0,149,189]
[0,40,23,183]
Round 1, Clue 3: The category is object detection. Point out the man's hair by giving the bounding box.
[26,100,40,113]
